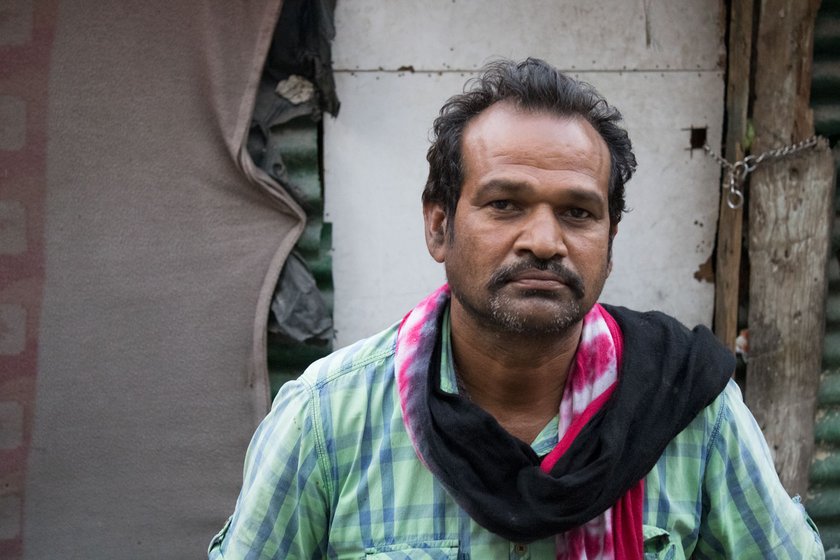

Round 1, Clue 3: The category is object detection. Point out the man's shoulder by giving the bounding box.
[655,379,766,477]
[263,321,402,451]
[297,320,401,390]
[666,378,739,443]
[645,380,738,517]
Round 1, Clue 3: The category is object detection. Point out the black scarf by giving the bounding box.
[408,304,734,543]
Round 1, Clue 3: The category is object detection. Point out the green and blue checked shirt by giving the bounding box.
[210,312,824,559]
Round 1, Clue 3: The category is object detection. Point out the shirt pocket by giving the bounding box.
[642,525,679,560]
[364,539,460,559]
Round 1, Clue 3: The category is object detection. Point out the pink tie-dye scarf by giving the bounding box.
[395,284,643,559]
[546,300,642,559]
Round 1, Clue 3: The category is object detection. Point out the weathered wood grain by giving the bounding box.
[714,0,754,351]
[747,0,834,496]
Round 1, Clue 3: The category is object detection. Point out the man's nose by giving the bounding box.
[513,207,568,260]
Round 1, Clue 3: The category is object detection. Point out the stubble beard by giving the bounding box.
[449,259,596,336]
[485,290,585,335]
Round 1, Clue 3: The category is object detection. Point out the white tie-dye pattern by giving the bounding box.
[555,304,618,560]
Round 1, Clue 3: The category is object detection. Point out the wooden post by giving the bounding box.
[747,0,835,496]
[713,0,754,351]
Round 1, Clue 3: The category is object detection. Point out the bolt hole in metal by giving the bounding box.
[689,127,707,150]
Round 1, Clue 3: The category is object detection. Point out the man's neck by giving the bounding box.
[448,302,583,444]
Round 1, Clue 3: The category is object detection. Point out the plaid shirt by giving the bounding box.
[209,312,823,559]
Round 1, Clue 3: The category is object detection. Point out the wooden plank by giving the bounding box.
[713,0,754,351]
[747,0,835,496]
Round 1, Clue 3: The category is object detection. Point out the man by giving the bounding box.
[210,58,823,559]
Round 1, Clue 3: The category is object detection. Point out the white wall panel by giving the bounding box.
[325,1,725,346]
[332,0,724,72]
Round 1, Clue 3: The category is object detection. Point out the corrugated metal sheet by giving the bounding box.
[265,118,333,396]
[813,1,840,139]
[808,0,840,554]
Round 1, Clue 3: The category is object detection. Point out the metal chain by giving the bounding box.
[703,136,821,209]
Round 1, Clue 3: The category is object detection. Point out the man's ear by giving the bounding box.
[423,202,448,263]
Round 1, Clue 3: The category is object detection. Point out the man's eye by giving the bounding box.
[566,208,591,219]
[489,200,513,210]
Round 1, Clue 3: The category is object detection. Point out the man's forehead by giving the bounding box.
[460,102,611,177]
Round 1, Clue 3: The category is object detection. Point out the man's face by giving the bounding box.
[424,102,614,335]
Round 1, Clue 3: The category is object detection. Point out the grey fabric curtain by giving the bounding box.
[6,1,305,557]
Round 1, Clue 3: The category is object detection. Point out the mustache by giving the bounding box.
[488,257,585,299]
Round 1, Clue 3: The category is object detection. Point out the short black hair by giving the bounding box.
[423,58,636,228]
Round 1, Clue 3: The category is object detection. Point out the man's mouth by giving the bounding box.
[509,271,569,290]
[489,259,585,299]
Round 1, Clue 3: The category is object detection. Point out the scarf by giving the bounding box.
[395,285,733,558]
[548,301,630,559]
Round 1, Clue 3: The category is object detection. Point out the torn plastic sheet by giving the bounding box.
[248,0,338,205]
[255,0,338,345]
[264,0,339,116]
[268,251,333,345]
[247,75,319,210]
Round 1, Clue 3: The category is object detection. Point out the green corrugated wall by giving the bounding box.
[266,118,333,396]
[808,0,840,555]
